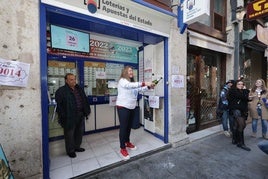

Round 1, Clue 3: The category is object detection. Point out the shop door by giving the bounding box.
[187,54,220,133]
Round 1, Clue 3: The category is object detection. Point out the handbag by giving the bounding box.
[131,106,140,129]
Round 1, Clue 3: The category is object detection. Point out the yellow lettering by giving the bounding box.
[253,0,266,11]
[265,2,268,9]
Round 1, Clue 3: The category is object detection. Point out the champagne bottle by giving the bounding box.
[152,77,163,85]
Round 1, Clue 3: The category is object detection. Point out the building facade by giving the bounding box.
[3,0,266,178]
[186,0,234,133]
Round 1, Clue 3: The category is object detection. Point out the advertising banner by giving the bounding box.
[89,38,138,63]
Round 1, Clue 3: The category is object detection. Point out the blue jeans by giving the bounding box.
[258,140,268,155]
[221,110,232,131]
[252,118,268,134]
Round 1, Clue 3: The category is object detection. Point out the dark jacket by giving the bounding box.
[228,88,249,113]
[55,84,91,129]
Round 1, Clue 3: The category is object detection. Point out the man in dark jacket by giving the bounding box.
[55,73,91,158]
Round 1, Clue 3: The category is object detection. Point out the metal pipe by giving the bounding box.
[230,0,239,80]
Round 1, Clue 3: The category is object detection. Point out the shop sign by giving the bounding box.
[247,0,268,20]
[0,58,30,87]
[256,24,268,45]
[182,0,210,24]
[41,0,173,37]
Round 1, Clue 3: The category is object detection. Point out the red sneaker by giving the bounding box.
[120,148,130,160]
[125,142,137,150]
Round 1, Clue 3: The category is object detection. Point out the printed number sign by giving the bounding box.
[0,58,30,87]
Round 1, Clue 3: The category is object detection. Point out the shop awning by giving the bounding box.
[188,30,234,54]
[242,38,267,52]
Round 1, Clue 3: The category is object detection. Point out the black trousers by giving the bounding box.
[232,109,247,144]
[117,107,134,149]
[232,109,246,132]
[63,112,85,154]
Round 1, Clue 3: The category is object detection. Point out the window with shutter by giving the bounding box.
[214,12,224,31]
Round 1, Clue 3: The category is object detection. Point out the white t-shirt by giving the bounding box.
[116,78,148,109]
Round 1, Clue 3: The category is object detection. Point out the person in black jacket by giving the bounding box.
[228,79,250,151]
[55,73,91,158]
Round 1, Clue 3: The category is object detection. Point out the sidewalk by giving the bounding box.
[76,124,268,179]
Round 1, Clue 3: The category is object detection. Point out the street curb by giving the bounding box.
[72,144,172,178]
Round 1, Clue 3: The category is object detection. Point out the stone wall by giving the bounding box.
[0,0,42,178]
[168,5,189,146]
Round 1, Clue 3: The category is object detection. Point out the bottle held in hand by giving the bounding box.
[152,77,163,85]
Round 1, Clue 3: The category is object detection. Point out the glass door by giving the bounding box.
[48,60,78,139]
[187,53,222,133]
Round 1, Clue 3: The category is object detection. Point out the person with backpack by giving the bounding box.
[218,80,234,137]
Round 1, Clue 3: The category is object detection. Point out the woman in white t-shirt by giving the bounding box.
[116,66,154,160]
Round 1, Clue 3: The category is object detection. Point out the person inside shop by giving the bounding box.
[116,66,155,160]
[248,79,268,139]
[218,80,234,137]
[55,73,91,158]
[228,79,251,151]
